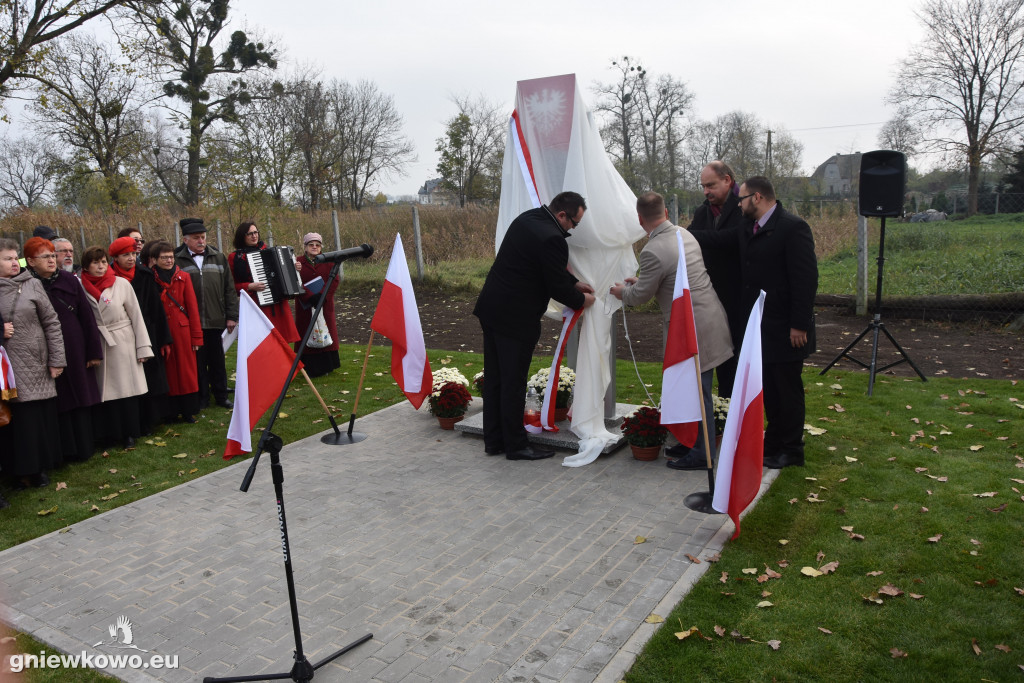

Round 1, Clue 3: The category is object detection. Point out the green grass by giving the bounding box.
[818,215,1024,296]
[625,371,1024,683]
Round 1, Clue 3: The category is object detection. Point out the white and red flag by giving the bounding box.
[0,346,17,400]
[660,230,702,448]
[224,295,301,459]
[370,233,432,409]
[524,306,583,434]
[712,290,766,539]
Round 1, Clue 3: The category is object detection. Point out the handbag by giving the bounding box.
[307,309,332,349]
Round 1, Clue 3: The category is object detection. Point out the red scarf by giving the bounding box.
[82,268,116,301]
[111,260,135,281]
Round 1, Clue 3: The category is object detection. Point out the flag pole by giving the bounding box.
[300,368,341,437]
[346,330,376,438]
[684,353,722,515]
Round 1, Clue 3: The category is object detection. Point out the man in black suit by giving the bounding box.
[687,161,750,401]
[734,177,818,468]
[473,191,596,461]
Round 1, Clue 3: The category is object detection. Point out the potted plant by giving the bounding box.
[528,365,575,421]
[619,406,668,460]
[472,371,484,395]
[712,394,730,437]
[429,367,472,429]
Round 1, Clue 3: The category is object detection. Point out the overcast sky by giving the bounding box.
[233,0,926,198]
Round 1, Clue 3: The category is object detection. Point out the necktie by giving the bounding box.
[752,221,759,235]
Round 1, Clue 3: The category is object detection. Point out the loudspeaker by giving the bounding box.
[859,150,907,217]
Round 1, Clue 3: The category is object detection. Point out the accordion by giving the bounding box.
[249,246,303,306]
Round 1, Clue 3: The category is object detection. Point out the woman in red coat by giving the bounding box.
[294,232,340,377]
[227,221,300,343]
[151,241,203,423]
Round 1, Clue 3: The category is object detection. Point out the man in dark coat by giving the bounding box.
[174,218,239,410]
[473,191,596,461]
[687,161,750,400]
[739,177,818,468]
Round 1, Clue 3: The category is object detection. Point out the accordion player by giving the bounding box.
[249,246,304,306]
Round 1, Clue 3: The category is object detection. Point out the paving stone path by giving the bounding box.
[0,401,777,682]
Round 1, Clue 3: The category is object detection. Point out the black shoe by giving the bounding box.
[666,451,708,470]
[215,398,233,409]
[484,446,505,456]
[180,415,197,424]
[34,472,50,487]
[506,447,555,461]
[665,443,691,458]
[123,436,135,449]
[0,492,9,509]
[763,452,804,469]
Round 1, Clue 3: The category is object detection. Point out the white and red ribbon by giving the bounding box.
[525,306,583,433]
[510,110,541,209]
[0,346,17,400]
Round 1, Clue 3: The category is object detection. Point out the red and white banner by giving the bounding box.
[510,110,540,209]
[525,306,583,434]
[0,346,17,400]
[660,230,702,448]
[712,290,766,539]
[224,295,301,459]
[370,233,432,409]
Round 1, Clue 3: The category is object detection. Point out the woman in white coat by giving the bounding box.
[80,246,154,449]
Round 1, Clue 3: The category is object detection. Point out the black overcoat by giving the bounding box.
[687,192,750,344]
[473,207,585,342]
[42,270,103,412]
[130,264,172,395]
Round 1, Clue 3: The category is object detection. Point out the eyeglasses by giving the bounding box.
[133,237,145,244]
[246,230,259,236]
[156,254,175,261]
[737,193,756,203]
[565,213,580,228]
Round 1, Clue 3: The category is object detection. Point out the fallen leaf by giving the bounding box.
[714,625,726,637]
[801,566,824,577]
[764,567,782,579]
[867,570,884,576]
[920,507,929,513]
[816,550,826,561]
[879,584,904,597]
[863,594,883,604]
[973,491,998,498]
[890,647,908,658]
[777,560,789,568]
[644,614,665,624]
[100,493,118,501]
[731,630,752,643]
[969,445,984,452]
[818,627,833,635]
[995,644,1011,653]
[37,506,58,516]
[705,553,721,562]
[820,561,839,575]
[742,567,758,575]
[927,534,943,543]
[909,593,924,599]
[971,638,982,655]
[172,453,188,459]
[720,571,729,584]
[756,600,774,608]
[767,639,781,650]
[55,482,67,491]
[674,626,699,640]
[845,456,858,462]
[633,536,647,544]
[778,539,789,545]
[686,554,701,564]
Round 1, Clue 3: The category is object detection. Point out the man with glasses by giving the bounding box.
[51,238,80,276]
[174,217,238,410]
[697,176,818,469]
[687,162,750,406]
[473,191,596,461]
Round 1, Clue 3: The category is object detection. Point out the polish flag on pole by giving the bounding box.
[660,230,702,447]
[371,233,432,409]
[224,295,301,459]
[712,290,766,538]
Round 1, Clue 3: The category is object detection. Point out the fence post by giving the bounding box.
[331,209,341,251]
[18,230,24,246]
[174,223,181,248]
[995,193,1000,214]
[266,217,274,247]
[856,215,869,315]
[953,194,957,215]
[107,224,113,244]
[412,205,424,281]
[79,225,86,251]
[669,194,679,225]
[137,220,143,234]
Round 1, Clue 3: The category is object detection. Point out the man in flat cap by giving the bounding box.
[174,218,238,410]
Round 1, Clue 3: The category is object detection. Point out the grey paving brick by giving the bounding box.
[0,401,767,682]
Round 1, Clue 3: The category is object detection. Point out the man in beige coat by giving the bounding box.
[611,192,733,470]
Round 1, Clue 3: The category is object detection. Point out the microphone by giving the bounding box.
[314,243,374,264]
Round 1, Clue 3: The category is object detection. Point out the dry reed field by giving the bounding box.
[0,203,856,264]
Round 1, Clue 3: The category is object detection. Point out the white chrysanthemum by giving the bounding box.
[431,367,469,393]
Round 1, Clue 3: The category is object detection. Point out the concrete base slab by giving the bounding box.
[454,402,635,454]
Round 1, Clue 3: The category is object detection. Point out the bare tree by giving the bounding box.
[29,34,148,206]
[0,0,131,102]
[435,94,505,207]
[340,80,415,210]
[592,56,646,186]
[891,0,1024,215]
[0,135,59,207]
[288,78,345,213]
[877,106,923,158]
[633,73,693,191]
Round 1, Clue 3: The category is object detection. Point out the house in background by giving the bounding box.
[811,153,862,197]
[417,178,453,205]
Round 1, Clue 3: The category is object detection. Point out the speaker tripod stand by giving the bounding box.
[819,216,926,395]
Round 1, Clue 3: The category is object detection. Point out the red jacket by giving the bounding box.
[154,266,203,396]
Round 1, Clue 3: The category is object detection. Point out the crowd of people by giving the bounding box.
[0,221,341,508]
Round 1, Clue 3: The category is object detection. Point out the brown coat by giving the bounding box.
[0,270,66,402]
[87,276,154,401]
[620,221,734,371]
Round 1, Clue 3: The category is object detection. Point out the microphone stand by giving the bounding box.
[205,258,371,683]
